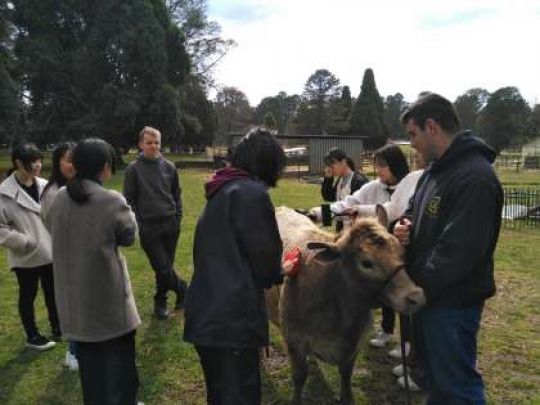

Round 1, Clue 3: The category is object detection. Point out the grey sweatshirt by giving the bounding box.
[123,154,182,222]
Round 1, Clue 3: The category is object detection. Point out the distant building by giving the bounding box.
[521,137,540,169]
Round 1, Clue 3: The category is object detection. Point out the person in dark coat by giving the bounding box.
[184,128,286,405]
[395,93,503,403]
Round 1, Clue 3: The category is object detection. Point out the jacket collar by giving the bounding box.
[0,173,47,213]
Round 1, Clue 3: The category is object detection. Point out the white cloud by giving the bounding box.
[209,0,540,106]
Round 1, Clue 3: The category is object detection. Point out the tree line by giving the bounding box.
[222,68,540,153]
[1,1,539,154]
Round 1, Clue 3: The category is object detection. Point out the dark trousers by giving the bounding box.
[412,305,486,404]
[139,216,185,302]
[76,331,139,405]
[195,346,261,405]
[13,264,60,338]
[380,306,411,341]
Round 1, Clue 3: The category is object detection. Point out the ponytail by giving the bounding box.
[66,178,90,203]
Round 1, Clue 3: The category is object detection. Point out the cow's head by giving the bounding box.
[306,218,425,314]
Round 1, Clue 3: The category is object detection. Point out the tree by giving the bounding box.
[302,69,341,134]
[0,2,21,144]
[454,88,490,131]
[349,68,389,148]
[326,86,352,135]
[179,77,216,148]
[214,87,252,144]
[384,93,408,139]
[11,0,190,155]
[476,87,532,153]
[254,91,300,134]
[263,112,277,132]
[165,0,235,87]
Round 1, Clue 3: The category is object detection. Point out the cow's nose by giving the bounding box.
[404,288,426,313]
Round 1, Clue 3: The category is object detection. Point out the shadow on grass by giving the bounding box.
[0,348,41,402]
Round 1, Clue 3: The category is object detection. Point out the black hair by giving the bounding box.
[10,143,43,174]
[67,138,116,203]
[324,148,356,171]
[373,144,409,182]
[43,142,76,194]
[400,93,461,134]
[231,128,286,188]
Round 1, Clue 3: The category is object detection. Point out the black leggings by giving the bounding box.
[381,306,411,342]
[13,264,60,338]
[195,346,261,405]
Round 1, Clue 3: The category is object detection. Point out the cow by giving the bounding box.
[266,207,426,404]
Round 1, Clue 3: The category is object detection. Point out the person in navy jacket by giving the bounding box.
[395,93,503,404]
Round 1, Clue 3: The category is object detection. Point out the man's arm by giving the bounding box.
[172,168,182,219]
[122,166,138,218]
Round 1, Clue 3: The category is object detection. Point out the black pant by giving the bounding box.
[76,331,139,405]
[195,346,261,405]
[139,216,185,302]
[13,264,60,338]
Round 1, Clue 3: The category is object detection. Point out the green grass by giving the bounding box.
[0,169,539,404]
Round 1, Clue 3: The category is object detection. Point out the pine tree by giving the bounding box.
[349,68,389,148]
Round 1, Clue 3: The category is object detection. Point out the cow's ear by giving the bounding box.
[307,242,341,262]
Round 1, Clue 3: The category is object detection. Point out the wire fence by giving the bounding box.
[502,187,540,229]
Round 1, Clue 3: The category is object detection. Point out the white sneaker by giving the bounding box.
[392,364,407,377]
[397,375,421,392]
[388,342,410,359]
[63,350,79,371]
[369,331,393,348]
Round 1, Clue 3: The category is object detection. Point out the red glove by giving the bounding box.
[283,247,302,277]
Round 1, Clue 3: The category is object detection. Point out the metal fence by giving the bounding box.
[502,187,540,229]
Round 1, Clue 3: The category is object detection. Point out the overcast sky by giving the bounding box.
[207,0,540,107]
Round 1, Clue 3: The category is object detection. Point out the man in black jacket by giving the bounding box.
[395,94,503,404]
[184,129,285,404]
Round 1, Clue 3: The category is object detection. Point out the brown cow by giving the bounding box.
[267,207,425,404]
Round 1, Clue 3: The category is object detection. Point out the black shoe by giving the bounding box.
[153,299,169,320]
[175,280,187,310]
[26,334,56,351]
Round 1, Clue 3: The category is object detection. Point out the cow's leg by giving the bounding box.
[338,359,355,405]
[288,345,308,404]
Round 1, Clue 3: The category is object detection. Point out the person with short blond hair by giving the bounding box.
[123,126,186,319]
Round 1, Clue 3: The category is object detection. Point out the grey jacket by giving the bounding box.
[123,154,182,222]
[0,174,52,268]
[46,180,141,342]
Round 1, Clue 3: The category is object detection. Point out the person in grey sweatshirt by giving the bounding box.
[123,126,186,319]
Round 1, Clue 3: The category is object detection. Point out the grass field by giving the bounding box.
[0,168,539,404]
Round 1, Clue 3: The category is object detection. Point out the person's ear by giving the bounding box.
[425,118,439,136]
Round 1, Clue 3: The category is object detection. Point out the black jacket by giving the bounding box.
[321,171,368,202]
[405,132,503,308]
[183,177,283,348]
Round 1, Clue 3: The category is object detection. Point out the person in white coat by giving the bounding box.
[0,143,60,351]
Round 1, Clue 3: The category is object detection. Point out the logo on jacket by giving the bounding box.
[426,196,441,218]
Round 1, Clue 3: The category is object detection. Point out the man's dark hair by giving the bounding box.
[373,144,410,183]
[11,143,43,173]
[67,138,116,203]
[232,128,286,188]
[400,93,461,134]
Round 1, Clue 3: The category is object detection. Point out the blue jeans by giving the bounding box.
[412,305,486,404]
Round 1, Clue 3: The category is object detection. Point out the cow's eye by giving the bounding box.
[361,260,374,269]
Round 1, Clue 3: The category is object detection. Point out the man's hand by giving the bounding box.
[393,218,412,246]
